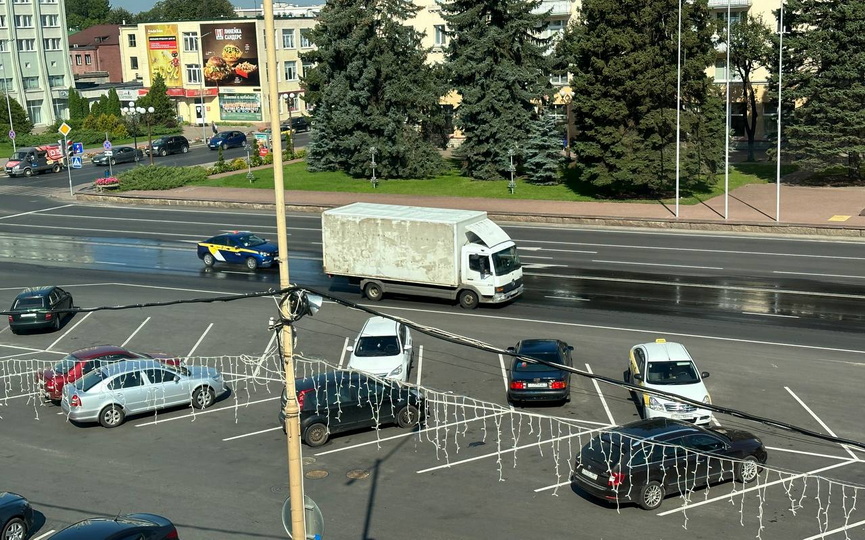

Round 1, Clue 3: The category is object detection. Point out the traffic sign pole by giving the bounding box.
[64,134,73,197]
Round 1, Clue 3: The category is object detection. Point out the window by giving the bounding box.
[26,99,42,124]
[0,78,12,92]
[41,0,58,3]
[127,34,137,47]
[130,56,138,70]
[23,77,39,90]
[302,61,313,77]
[714,60,740,82]
[683,434,726,453]
[15,15,33,28]
[183,32,198,52]
[17,39,35,51]
[13,0,31,4]
[143,369,172,384]
[74,54,82,66]
[283,60,296,81]
[300,29,312,48]
[0,41,7,53]
[48,75,64,87]
[282,28,294,48]
[434,25,447,46]
[43,38,62,51]
[0,16,6,27]
[40,14,58,27]
[731,102,747,137]
[186,64,201,85]
[108,371,143,390]
[85,54,92,65]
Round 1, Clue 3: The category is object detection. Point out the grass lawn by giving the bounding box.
[194,160,793,205]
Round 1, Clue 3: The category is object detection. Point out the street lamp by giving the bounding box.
[0,63,15,153]
[507,148,516,194]
[369,146,378,188]
[138,106,155,165]
[558,88,574,160]
[283,92,296,157]
[121,101,141,162]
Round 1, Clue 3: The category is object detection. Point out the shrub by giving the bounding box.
[116,165,207,191]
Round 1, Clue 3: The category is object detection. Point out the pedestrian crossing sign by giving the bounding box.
[70,156,82,169]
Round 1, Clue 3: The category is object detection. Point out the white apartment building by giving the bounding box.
[0,0,74,127]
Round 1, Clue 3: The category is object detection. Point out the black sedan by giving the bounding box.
[506,339,573,405]
[571,418,768,510]
[91,146,143,166]
[0,492,34,540]
[48,513,179,539]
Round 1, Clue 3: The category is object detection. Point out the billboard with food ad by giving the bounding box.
[219,93,262,121]
[145,24,182,87]
[201,23,260,87]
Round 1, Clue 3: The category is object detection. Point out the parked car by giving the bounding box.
[571,418,767,510]
[623,339,713,425]
[506,339,573,405]
[0,492,34,540]
[7,285,73,334]
[196,231,278,270]
[278,370,423,447]
[146,135,189,157]
[61,359,227,428]
[280,116,310,133]
[37,345,180,402]
[346,316,413,382]
[91,146,143,166]
[47,513,179,539]
[207,130,247,150]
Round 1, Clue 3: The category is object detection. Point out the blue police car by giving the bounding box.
[197,231,279,270]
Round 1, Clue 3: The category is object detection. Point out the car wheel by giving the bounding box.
[110,158,116,165]
[159,148,168,157]
[245,257,258,271]
[99,405,125,428]
[52,163,61,173]
[458,289,479,309]
[1,516,27,540]
[53,315,61,331]
[735,455,761,483]
[181,145,189,153]
[363,282,383,301]
[23,168,32,177]
[192,386,215,409]
[396,404,420,429]
[303,423,329,447]
[202,253,215,267]
[638,480,665,510]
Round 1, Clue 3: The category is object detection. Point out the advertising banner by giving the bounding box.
[201,22,260,87]
[145,24,182,87]
[219,93,262,121]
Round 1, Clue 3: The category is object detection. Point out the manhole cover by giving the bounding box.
[346,469,370,480]
[305,469,329,480]
[302,457,317,465]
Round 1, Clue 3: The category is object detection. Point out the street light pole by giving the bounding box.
[285,92,296,157]
[139,106,155,165]
[558,89,574,160]
[1,62,15,153]
[122,101,140,161]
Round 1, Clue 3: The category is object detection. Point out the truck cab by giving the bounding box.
[461,241,522,308]
[5,146,64,177]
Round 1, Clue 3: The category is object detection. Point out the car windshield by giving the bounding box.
[52,355,80,375]
[75,369,104,392]
[513,352,561,372]
[354,336,400,357]
[13,297,45,310]
[646,361,700,385]
[151,138,166,145]
[237,234,266,247]
[10,151,30,160]
[492,245,521,275]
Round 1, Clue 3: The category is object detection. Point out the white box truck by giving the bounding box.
[322,203,523,308]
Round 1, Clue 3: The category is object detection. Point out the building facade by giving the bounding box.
[69,24,122,84]
[118,17,317,132]
[0,0,74,127]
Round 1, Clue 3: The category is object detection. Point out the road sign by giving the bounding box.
[104,150,113,156]
[72,142,84,155]
[259,147,269,157]
[70,156,82,169]
[58,122,72,137]
[8,130,15,140]
[103,140,112,150]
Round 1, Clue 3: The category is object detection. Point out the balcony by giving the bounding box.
[707,0,752,8]
[533,0,574,17]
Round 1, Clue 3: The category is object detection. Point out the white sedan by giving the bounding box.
[346,316,413,382]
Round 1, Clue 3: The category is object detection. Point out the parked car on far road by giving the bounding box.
[280,116,310,133]
[91,145,143,166]
[0,491,34,540]
[506,339,573,405]
[207,130,247,150]
[7,285,73,334]
[146,135,189,157]
[47,513,179,539]
[346,316,413,382]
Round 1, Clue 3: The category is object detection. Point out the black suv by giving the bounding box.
[280,116,310,133]
[278,370,423,446]
[146,135,189,157]
[7,286,74,334]
[506,339,574,405]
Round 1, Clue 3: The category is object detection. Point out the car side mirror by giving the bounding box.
[174,376,181,383]
[633,373,644,382]
[506,346,516,353]
[346,345,354,352]
[567,346,575,351]
[701,371,710,379]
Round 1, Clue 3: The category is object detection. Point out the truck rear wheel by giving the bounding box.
[458,290,479,309]
[363,282,383,301]
[52,163,61,173]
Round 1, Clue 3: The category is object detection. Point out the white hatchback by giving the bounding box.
[346,316,413,382]
[624,339,714,425]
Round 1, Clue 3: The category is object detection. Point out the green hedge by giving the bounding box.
[116,165,208,191]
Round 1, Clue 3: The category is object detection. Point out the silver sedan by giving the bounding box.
[61,359,228,428]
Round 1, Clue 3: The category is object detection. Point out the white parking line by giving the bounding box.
[121,317,151,347]
[252,331,278,379]
[765,446,852,461]
[586,363,615,426]
[415,345,424,387]
[46,312,92,351]
[31,529,56,540]
[1,391,39,400]
[802,518,865,540]
[497,354,509,393]
[133,396,280,427]
[337,337,349,368]
[186,323,213,358]
[223,426,283,441]
[535,480,571,493]
[785,386,859,460]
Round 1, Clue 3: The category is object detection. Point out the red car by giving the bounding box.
[36,346,179,402]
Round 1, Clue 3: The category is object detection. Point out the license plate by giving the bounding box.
[526,382,547,388]
[20,313,37,318]
[673,413,692,420]
[580,468,598,481]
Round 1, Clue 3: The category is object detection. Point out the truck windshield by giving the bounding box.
[10,151,29,161]
[491,245,521,276]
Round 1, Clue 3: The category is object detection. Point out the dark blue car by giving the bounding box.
[506,339,574,405]
[207,130,247,150]
[0,492,34,540]
[197,231,278,270]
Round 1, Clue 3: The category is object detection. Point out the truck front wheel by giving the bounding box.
[458,290,479,309]
[363,282,383,301]
[23,168,32,177]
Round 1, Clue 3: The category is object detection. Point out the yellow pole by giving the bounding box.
[262,1,306,538]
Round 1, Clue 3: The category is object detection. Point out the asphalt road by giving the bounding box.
[0,200,864,539]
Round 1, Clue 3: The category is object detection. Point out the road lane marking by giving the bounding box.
[186,324,213,358]
[785,386,859,460]
[802,518,865,540]
[337,337,349,368]
[544,296,590,302]
[121,316,151,348]
[0,204,73,220]
[223,426,282,441]
[497,354,509,394]
[592,259,723,270]
[586,363,614,426]
[46,312,92,351]
[133,396,280,426]
[32,530,56,540]
[742,312,799,318]
[415,344,424,387]
[774,270,865,280]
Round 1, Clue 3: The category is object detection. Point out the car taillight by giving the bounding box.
[6,315,11,323]
[509,381,525,390]
[550,381,567,390]
[46,380,55,388]
[45,312,54,320]
[165,528,179,539]
[296,388,313,409]
[608,472,625,487]
[70,395,81,407]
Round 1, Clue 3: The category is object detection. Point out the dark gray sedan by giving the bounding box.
[91,146,143,166]
[0,492,34,540]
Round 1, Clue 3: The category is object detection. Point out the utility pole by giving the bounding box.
[262,0,306,538]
